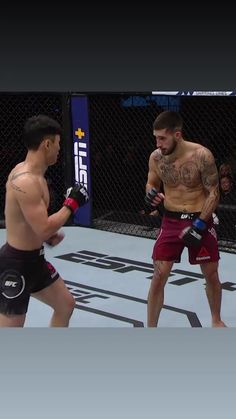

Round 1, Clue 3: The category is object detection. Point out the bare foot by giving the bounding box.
[212,320,227,327]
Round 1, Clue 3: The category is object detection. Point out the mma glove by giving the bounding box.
[63,183,89,214]
[145,188,158,209]
[180,218,207,247]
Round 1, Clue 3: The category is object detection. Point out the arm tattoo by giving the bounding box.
[198,149,219,220]
[11,184,26,194]
[199,152,218,189]
[200,187,219,220]
[10,171,31,194]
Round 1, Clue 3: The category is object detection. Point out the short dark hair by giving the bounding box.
[153,111,183,131]
[220,174,233,183]
[23,114,62,150]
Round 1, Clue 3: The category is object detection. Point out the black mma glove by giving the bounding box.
[63,183,89,214]
[180,218,207,247]
[145,188,158,209]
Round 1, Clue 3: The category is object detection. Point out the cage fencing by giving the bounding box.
[0,93,69,223]
[88,94,236,252]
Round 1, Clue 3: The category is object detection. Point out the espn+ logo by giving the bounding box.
[74,127,88,190]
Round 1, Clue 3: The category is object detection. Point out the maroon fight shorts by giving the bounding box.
[152,210,220,264]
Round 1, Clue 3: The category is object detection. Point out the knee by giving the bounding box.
[207,264,218,277]
[63,293,76,315]
[201,262,219,284]
[151,271,166,293]
[205,270,220,284]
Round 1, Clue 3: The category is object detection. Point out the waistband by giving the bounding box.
[1,243,45,258]
[164,210,201,220]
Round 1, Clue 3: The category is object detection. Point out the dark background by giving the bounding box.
[0,5,235,419]
[1,93,235,246]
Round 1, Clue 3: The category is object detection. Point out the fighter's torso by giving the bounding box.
[5,162,49,250]
[154,143,207,212]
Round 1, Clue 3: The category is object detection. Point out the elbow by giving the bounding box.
[42,232,53,242]
[34,227,53,242]
[38,231,51,242]
[41,227,57,242]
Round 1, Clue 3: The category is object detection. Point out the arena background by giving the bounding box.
[0,92,235,252]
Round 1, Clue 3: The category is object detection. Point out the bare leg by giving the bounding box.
[0,313,26,327]
[147,260,174,327]
[200,262,226,327]
[32,277,76,327]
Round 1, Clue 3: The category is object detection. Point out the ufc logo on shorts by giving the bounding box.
[208,227,217,240]
[5,281,17,287]
[180,214,189,219]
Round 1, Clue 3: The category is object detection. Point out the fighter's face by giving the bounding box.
[153,128,181,156]
[45,135,61,165]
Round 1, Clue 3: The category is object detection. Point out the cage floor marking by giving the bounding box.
[0,227,235,327]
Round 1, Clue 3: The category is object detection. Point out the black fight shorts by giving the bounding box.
[0,243,60,315]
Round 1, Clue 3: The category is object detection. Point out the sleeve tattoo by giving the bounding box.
[198,149,219,221]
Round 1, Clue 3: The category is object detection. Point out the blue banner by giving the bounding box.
[71,95,91,226]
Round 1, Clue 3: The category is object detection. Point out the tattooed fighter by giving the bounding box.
[0,115,89,327]
[145,110,226,327]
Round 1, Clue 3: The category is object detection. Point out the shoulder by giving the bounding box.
[187,141,211,154]
[10,170,35,184]
[193,144,215,161]
[9,171,41,195]
[8,162,23,179]
[149,149,163,163]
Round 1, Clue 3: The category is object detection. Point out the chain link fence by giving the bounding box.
[1,93,236,253]
[180,96,236,251]
[0,93,68,223]
[89,94,236,252]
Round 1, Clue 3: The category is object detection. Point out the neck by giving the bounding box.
[165,138,185,162]
[24,150,48,175]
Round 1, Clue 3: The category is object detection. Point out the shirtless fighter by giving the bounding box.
[0,114,89,327]
[145,110,226,327]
